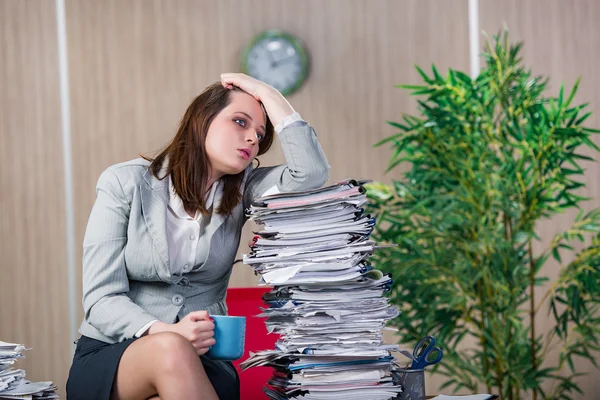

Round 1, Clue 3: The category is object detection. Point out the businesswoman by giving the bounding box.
[66,73,329,400]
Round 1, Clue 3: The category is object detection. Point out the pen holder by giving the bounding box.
[396,368,425,400]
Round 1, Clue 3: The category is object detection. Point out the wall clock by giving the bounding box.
[241,30,309,96]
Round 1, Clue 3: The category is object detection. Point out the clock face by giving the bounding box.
[242,32,308,95]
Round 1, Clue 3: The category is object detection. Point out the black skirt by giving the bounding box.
[66,335,240,400]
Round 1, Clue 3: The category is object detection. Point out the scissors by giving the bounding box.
[410,335,443,369]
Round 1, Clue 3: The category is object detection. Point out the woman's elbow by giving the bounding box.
[295,163,329,189]
[312,164,329,187]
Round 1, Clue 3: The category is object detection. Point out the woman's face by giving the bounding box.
[205,91,267,179]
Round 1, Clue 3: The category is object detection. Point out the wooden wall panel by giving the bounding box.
[0,0,70,397]
[480,0,600,397]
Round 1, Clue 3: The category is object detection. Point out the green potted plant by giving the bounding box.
[366,31,600,400]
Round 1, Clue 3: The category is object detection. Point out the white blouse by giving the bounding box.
[166,177,219,276]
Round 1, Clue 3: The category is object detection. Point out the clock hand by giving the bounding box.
[272,55,297,68]
[267,51,278,68]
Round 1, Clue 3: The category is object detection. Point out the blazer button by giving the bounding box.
[172,294,184,306]
[178,277,190,286]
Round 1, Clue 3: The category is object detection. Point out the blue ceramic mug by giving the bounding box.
[205,315,246,360]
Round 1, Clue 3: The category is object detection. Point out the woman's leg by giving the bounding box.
[110,332,218,400]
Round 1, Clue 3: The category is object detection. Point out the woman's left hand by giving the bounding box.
[220,73,270,100]
[220,73,295,127]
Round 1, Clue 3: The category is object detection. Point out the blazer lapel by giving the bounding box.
[204,182,227,239]
[198,170,251,263]
[140,164,171,282]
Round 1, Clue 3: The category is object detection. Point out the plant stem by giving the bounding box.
[497,350,506,400]
[503,213,511,241]
[477,279,492,394]
[529,239,538,400]
[504,213,515,400]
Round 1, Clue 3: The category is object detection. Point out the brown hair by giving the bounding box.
[142,83,275,215]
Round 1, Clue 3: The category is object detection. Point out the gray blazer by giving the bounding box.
[79,124,329,343]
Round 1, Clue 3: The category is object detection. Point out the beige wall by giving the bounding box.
[0,0,71,394]
[1,0,598,397]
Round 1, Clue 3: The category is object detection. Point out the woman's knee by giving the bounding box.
[147,332,199,373]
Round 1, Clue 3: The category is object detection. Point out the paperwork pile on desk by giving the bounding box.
[0,341,58,399]
[241,180,407,400]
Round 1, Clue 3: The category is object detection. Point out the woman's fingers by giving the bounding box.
[220,72,251,87]
[193,320,215,332]
[221,73,254,92]
[187,310,211,323]
[221,73,268,99]
[192,328,215,341]
[194,337,215,348]
[193,338,215,355]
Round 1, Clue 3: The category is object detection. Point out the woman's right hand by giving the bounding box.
[149,310,215,355]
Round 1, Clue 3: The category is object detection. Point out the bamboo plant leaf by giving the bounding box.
[369,29,600,398]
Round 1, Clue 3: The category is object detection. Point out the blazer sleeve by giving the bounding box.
[243,122,330,209]
[81,168,157,342]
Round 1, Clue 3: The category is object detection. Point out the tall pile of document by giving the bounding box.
[0,341,58,399]
[241,180,407,400]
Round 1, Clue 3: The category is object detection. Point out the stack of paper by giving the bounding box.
[0,341,58,399]
[241,180,408,400]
